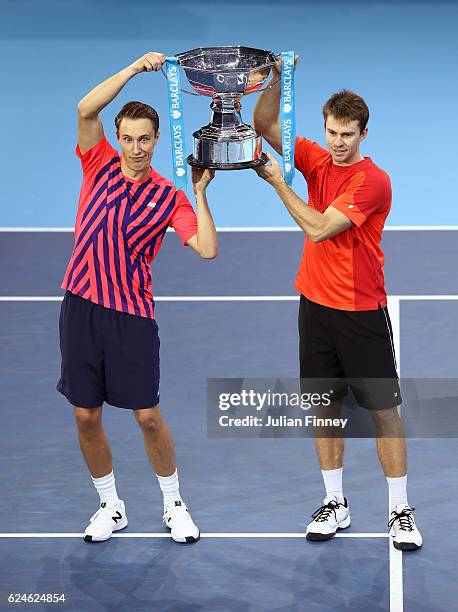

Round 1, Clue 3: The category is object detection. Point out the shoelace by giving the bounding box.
[163,501,189,523]
[90,503,120,523]
[388,507,416,532]
[90,506,111,522]
[311,500,341,523]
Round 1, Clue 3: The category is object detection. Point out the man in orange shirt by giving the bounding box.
[253,65,422,550]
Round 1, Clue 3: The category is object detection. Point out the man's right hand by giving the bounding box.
[128,52,166,75]
[272,53,300,76]
[252,53,300,156]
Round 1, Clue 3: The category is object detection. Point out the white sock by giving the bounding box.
[91,471,119,506]
[321,467,344,504]
[157,468,182,510]
[386,475,408,512]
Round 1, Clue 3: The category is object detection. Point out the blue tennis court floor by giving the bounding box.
[0,229,457,611]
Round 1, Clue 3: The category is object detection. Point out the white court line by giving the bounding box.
[387,297,404,611]
[389,533,404,612]
[387,297,401,377]
[0,527,400,611]
[0,297,65,301]
[1,226,458,232]
[389,479,404,612]
[0,532,388,538]
[1,295,458,302]
[386,295,458,300]
[0,296,300,302]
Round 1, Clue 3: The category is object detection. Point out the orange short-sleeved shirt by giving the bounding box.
[294,137,392,311]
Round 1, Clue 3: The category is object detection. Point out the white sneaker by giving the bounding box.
[306,495,351,541]
[83,499,128,542]
[388,504,422,551]
[163,500,200,543]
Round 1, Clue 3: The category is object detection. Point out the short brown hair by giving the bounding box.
[322,90,369,133]
[115,101,159,134]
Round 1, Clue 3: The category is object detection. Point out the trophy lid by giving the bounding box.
[175,46,276,96]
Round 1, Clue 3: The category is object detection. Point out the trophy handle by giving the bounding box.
[251,76,281,93]
[160,65,202,97]
[244,55,281,94]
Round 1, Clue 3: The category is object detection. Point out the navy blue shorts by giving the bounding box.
[57,291,160,410]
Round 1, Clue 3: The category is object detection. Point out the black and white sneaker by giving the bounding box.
[388,504,422,551]
[306,495,351,541]
[83,499,128,542]
[163,500,200,543]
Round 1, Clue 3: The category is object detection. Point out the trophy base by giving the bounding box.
[187,153,269,171]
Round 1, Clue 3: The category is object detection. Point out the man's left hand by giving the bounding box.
[192,167,215,193]
[254,151,285,187]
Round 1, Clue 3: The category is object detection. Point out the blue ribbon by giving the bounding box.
[165,57,187,191]
[280,51,296,186]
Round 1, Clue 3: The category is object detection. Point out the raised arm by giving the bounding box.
[186,168,218,260]
[77,52,166,154]
[253,55,298,155]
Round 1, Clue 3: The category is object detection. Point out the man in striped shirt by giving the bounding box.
[57,52,217,544]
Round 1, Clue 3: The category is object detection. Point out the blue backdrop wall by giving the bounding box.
[1,0,457,227]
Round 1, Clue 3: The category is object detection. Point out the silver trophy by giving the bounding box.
[169,46,278,170]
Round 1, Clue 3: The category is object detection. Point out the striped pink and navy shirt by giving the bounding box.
[62,136,198,319]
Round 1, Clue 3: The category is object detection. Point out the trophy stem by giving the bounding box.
[189,91,267,169]
[210,94,243,130]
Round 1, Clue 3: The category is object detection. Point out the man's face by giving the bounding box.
[325,115,367,166]
[117,117,159,173]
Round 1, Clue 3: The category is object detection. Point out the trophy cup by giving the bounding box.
[165,46,278,170]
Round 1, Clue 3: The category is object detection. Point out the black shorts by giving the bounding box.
[57,291,160,410]
[299,295,402,410]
